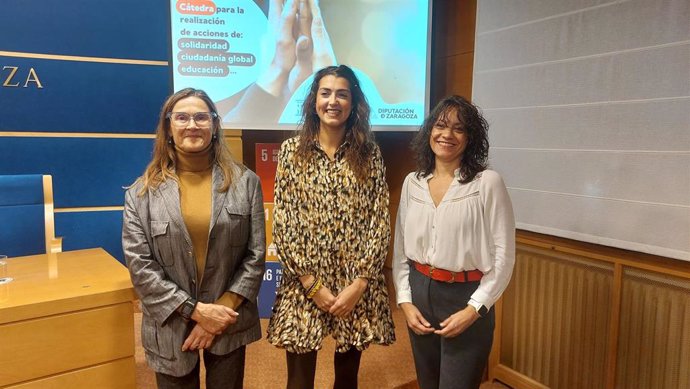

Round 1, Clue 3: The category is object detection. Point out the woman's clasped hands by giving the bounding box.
[181,302,239,351]
[302,275,368,318]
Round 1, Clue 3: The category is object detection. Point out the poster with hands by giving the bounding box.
[171,0,430,130]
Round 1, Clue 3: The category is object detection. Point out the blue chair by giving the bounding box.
[0,174,62,258]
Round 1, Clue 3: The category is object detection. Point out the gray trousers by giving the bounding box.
[154,346,246,389]
[408,267,495,389]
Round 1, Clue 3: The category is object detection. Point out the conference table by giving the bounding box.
[0,248,136,389]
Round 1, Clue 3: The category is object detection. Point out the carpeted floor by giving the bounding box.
[133,304,510,389]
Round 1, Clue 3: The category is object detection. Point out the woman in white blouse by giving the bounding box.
[393,95,516,389]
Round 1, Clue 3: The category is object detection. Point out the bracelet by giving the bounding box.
[304,276,319,294]
[305,278,321,298]
[304,277,318,296]
[308,279,322,299]
[306,278,322,299]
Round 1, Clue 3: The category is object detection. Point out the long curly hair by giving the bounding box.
[411,95,489,184]
[294,65,375,181]
[137,88,237,194]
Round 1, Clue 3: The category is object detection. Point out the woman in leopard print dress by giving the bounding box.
[266,65,395,389]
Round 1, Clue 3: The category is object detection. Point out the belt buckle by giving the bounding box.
[428,266,435,278]
[446,270,457,283]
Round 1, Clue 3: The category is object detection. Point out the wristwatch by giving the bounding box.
[179,298,197,320]
[468,299,489,317]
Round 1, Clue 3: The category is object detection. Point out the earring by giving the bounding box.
[168,138,173,145]
[212,133,218,142]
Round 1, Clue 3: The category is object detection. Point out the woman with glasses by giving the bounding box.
[393,95,515,389]
[122,88,265,389]
[266,65,395,389]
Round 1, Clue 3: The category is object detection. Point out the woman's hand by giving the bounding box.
[308,0,336,70]
[288,0,337,92]
[181,323,215,351]
[191,302,238,335]
[259,0,337,95]
[312,285,337,312]
[329,278,367,318]
[434,305,480,338]
[257,0,299,96]
[400,302,435,335]
[288,0,314,92]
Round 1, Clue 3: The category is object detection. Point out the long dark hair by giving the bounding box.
[411,95,489,184]
[295,65,374,181]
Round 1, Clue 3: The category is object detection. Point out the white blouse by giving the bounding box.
[392,169,516,309]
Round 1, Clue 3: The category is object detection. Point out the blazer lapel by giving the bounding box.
[210,164,229,232]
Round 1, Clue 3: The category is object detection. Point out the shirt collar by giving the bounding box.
[423,168,463,182]
[312,138,350,160]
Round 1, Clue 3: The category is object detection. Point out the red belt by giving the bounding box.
[413,262,483,283]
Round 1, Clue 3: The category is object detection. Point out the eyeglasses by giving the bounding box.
[166,112,217,127]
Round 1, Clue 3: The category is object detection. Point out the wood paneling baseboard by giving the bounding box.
[616,268,690,389]
[498,246,612,388]
[490,231,690,389]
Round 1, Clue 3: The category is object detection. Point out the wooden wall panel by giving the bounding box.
[377,131,416,270]
[433,52,475,101]
[500,245,612,389]
[495,232,690,389]
[224,133,243,163]
[433,0,476,57]
[431,0,476,104]
[616,270,690,389]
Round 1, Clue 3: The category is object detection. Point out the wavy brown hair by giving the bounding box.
[411,95,489,184]
[294,65,375,181]
[137,88,237,194]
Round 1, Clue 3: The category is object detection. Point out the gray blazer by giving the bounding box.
[122,163,265,376]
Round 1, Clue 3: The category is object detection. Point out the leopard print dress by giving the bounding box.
[266,136,395,353]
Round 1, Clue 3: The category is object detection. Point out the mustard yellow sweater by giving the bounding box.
[176,147,243,310]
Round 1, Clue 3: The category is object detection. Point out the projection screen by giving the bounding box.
[473,0,690,261]
[170,0,432,131]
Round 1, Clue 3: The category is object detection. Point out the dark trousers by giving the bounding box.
[408,268,494,389]
[286,348,362,389]
[155,346,246,389]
